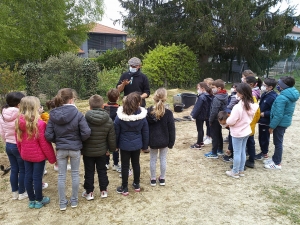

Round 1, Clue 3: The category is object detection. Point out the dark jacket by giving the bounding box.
[258,90,277,125]
[190,93,213,120]
[114,106,149,150]
[209,92,228,123]
[147,107,175,149]
[103,102,119,121]
[116,69,150,107]
[226,91,239,113]
[82,108,116,157]
[45,105,91,151]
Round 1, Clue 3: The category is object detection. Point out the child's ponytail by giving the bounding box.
[152,88,167,120]
[54,88,74,107]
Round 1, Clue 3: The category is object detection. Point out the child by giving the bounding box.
[147,88,175,186]
[45,88,91,210]
[190,82,213,149]
[15,96,56,208]
[264,76,299,169]
[0,92,26,200]
[245,76,262,101]
[218,111,229,128]
[255,78,277,160]
[205,79,228,158]
[115,92,149,196]
[203,78,214,144]
[103,88,120,171]
[81,95,116,199]
[225,83,259,178]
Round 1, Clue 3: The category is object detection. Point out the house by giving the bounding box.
[79,23,127,58]
[286,26,300,41]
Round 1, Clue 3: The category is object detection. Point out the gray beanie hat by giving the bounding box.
[128,57,141,66]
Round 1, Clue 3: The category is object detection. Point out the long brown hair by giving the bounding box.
[151,88,167,119]
[235,83,253,111]
[54,88,77,107]
[199,82,213,96]
[123,92,141,115]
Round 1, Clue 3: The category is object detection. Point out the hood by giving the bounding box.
[204,93,214,100]
[281,87,300,102]
[214,93,228,101]
[117,106,147,125]
[85,109,109,126]
[146,106,158,124]
[1,107,19,122]
[49,105,78,125]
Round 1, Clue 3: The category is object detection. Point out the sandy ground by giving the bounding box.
[0,101,300,225]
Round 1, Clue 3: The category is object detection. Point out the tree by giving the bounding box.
[0,0,104,62]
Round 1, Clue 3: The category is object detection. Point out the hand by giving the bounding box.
[115,148,119,152]
[105,151,110,156]
[260,112,264,117]
[269,128,273,134]
[122,79,130,86]
[225,149,231,156]
[191,118,195,122]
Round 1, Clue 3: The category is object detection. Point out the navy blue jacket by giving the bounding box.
[114,107,149,150]
[190,93,213,120]
[45,105,91,150]
[258,90,277,125]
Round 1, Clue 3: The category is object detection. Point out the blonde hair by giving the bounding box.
[151,88,167,119]
[15,96,41,141]
[203,78,214,87]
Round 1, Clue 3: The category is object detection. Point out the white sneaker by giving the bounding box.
[42,182,48,189]
[67,164,71,170]
[12,191,19,200]
[112,164,121,171]
[263,158,273,164]
[44,170,47,175]
[264,162,282,170]
[203,137,212,145]
[54,164,58,171]
[225,170,239,179]
[105,164,110,170]
[101,190,108,198]
[82,191,94,200]
[18,191,28,200]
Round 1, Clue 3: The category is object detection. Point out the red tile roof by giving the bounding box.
[90,23,127,35]
[292,26,300,34]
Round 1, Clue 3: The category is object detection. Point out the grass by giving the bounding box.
[263,186,300,224]
[0,139,4,153]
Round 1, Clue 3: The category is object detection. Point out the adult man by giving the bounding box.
[117,57,150,107]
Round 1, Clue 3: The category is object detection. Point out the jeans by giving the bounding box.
[232,135,249,174]
[120,149,140,187]
[210,120,223,154]
[246,135,255,163]
[57,150,81,207]
[259,124,270,155]
[272,126,286,165]
[83,155,109,193]
[196,119,205,144]
[24,160,45,201]
[150,147,168,180]
[6,143,25,194]
[106,151,119,166]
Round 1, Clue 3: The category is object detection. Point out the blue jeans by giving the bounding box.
[6,143,25,194]
[24,160,45,201]
[272,126,286,165]
[232,136,249,174]
[57,150,81,207]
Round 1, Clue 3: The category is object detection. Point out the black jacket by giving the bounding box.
[209,92,228,123]
[258,90,277,125]
[190,93,213,120]
[147,107,176,149]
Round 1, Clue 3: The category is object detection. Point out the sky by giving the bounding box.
[100,0,300,31]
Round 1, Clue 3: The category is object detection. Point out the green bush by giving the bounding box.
[142,43,198,89]
[21,62,42,96]
[96,48,127,70]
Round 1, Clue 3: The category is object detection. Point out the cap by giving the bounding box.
[128,57,141,66]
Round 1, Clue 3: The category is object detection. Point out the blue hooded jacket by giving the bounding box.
[258,90,277,125]
[190,93,213,120]
[269,87,299,129]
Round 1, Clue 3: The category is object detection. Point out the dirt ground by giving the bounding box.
[0,99,300,225]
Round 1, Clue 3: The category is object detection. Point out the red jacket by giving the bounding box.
[16,116,56,164]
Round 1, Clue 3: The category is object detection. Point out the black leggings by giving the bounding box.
[120,149,140,187]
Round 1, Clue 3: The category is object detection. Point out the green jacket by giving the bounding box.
[82,108,116,157]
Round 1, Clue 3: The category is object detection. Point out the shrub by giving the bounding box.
[21,62,42,96]
[96,48,127,70]
[142,43,198,89]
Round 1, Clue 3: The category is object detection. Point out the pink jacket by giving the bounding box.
[226,101,259,138]
[0,107,19,144]
[16,116,56,164]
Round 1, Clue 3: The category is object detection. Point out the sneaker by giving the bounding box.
[264,162,282,170]
[105,164,110,170]
[150,179,156,187]
[112,164,121,171]
[18,191,28,200]
[82,191,94,200]
[60,202,68,211]
[205,152,218,159]
[203,137,212,145]
[132,183,140,192]
[35,196,50,209]
[225,170,239,178]
[28,201,35,209]
[222,155,233,162]
[263,158,273,164]
[190,143,201,150]
[116,166,122,173]
[43,170,47,175]
[116,186,129,196]
[54,164,58,171]
[245,160,255,168]
[67,164,71,170]
[230,165,247,170]
[101,190,108,198]
[255,152,269,160]
[12,191,19,200]
[71,201,78,208]
[239,171,245,177]
[217,150,224,156]
[204,151,212,156]
[42,182,48,190]
[158,177,165,186]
